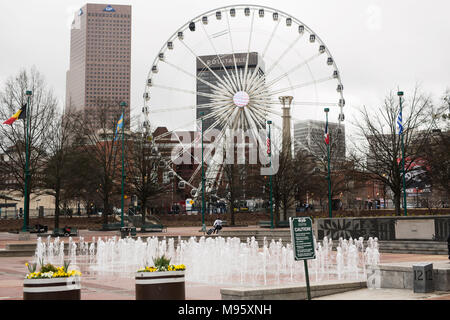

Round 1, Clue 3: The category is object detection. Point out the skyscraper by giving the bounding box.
[196,52,264,131]
[65,3,131,128]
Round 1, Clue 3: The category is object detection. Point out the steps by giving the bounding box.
[377,241,448,255]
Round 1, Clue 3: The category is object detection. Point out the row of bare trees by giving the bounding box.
[1,68,448,230]
[0,68,168,229]
[216,86,449,223]
[349,87,449,215]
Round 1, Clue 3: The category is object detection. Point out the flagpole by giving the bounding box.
[120,102,126,228]
[398,91,407,216]
[22,90,32,232]
[267,120,273,229]
[324,108,332,218]
[200,112,206,233]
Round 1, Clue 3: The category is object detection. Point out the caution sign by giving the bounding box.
[289,217,315,261]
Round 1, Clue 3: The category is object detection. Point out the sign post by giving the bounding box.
[289,217,315,300]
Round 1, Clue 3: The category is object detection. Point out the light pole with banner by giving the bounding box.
[120,102,127,227]
[22,90,32,232]
[267,120,274,229]
[200,112,206,233]
[324,108,332,218]
[397,91,407,216]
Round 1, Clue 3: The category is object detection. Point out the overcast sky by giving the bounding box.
[1,0,449,131]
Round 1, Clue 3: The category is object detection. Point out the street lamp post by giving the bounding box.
[324,108,332,218]
[120,102,127,227]
[200,112,206,233]
[398,91,407,216]
[267,120,274,229]
[22,90,32,232]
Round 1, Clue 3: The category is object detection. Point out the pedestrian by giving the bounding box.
[447,233,450,260]
[212,218,223,234]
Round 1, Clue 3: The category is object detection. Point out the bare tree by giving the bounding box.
[0,68,57,227]
[270,148,318,222]
[302,122,351,212]
[41,110,77,229]
[60,147,100,216]
[350,87,440,215]
[72,98,123,224]
[220,162,246,226]
[125,127,170,225]
[422,90,450,206]
[218,134,267,225]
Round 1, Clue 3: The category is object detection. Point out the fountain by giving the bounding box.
[32,235,380,287]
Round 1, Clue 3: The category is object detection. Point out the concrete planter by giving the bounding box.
[23,276,81,300]
[135,271,185,300]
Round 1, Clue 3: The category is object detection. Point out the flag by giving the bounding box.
[324,122,330,145]
[196,119,202,133]
[114,112,124,141]
[266,137,271,155]
[397,111,403,135]
[3,104,27,125]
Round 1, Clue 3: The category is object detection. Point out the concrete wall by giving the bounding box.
[368,263,450,292]
[395,219,435,240]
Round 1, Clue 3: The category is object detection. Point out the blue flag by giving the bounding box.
[114,112,124,141]
[397,111,403,135]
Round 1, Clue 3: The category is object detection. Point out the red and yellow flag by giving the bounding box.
[3,104,27,125]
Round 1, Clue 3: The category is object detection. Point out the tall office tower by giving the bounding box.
[196,52,264,131]
[65,3,131,128]
[293,120,346,161]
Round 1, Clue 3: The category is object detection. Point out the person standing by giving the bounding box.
[447,232,450,260]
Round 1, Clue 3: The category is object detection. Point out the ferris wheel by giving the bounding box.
[142,5,345,199]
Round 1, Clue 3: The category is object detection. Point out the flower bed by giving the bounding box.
[135,256,186,300]
[23,261,81,300]
[137,264,186,273]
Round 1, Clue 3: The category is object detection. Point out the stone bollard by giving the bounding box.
[413,263,433,293]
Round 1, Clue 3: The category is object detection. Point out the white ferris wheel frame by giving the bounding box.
[141,4,346,198]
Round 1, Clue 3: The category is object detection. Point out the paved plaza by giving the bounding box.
[0,226,449,300]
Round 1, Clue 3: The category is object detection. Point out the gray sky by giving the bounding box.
[1,0,449,131]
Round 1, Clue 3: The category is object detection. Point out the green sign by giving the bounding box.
[289,217,315,261]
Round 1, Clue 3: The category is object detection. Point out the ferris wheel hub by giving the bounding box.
[233,91,250,107]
